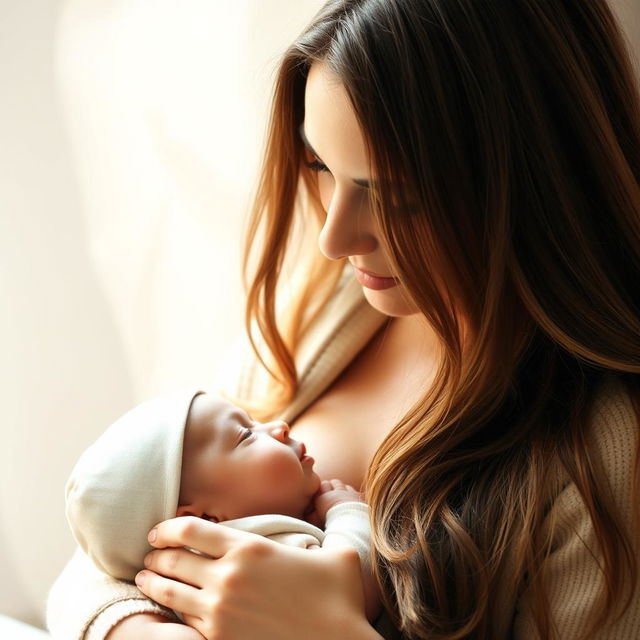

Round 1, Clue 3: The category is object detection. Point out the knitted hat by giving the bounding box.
[65,389,203,581]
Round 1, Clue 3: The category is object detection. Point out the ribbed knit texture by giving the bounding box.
[511,377,640,639]
[47,549,179,640]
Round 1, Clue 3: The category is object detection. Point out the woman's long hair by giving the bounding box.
[242,1,640,637]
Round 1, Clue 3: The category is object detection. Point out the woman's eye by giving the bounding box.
[304,158,331,173]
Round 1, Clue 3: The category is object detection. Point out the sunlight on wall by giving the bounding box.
[54,0,325,399]
[0,0,324,627]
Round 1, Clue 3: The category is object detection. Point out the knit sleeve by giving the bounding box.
[323,501,371,570]
[46,548,179,640]
[512,380,640,638]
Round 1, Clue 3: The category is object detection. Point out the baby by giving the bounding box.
[65,390,379,633]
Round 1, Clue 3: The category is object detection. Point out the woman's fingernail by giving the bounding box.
[148,527,157,543]
[135,571,146,587]
[143,553,151,567]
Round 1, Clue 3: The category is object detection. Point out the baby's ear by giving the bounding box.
[176,504,203,518]
[175,504,220,522]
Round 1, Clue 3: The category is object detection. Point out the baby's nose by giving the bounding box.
[270,421,290,441]
[256,420,290,441]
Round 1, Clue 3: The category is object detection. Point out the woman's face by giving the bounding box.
[302,62,418,317]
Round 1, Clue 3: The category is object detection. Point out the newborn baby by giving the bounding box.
[65,390,378,628]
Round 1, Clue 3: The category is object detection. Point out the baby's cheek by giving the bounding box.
[258,453,299,486]
[309,472,322,493]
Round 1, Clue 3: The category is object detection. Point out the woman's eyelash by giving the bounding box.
[304,158,330,173]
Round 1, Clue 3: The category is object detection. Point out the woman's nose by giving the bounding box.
[318,186,377,260]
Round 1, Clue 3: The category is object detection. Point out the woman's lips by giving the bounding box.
[352,265,399,290]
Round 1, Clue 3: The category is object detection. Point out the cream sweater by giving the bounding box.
[47,272,640,639]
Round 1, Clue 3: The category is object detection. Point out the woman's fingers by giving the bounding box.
[135,569,204,619]
[181,613,204,635]
[149,515,255,558]
[140,525,370,640]
[144,547,210,589]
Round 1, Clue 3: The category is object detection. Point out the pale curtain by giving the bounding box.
[0,0,323,628]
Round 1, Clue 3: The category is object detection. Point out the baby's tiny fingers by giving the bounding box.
[330,478,346,490]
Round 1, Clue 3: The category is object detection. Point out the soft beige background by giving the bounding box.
[0,0,325,629]
[0,0,638,632]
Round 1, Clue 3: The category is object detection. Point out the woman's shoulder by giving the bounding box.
[586,375,638,482]
[510,377,640,638]
[545,375,639,538]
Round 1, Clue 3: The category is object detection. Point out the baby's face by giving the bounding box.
[178,394,321,522]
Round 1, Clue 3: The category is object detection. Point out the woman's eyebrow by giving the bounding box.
[298,123,375,189]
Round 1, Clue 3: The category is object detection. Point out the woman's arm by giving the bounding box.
[105,614,203,640]
[46,548,180,640]
[512,479,640,639]
[97,615,190,640]
[137,517,384,640]
[512,382,640,638]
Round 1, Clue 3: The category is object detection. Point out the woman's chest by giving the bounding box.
[290,316,438,488]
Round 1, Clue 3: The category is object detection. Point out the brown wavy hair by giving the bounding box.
[242,1,640,637]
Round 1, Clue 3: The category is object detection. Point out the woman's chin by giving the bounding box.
[362,286,418,317]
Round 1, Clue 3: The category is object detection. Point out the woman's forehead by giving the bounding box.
[303,62,371,181]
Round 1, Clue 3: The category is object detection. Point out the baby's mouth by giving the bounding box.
[297,441,314,466]
[290,438,314,466]
[289,438,305,460]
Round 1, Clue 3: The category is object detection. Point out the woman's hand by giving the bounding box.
[135,516,382,640]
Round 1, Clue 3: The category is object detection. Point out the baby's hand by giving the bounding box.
[308,479,363,527]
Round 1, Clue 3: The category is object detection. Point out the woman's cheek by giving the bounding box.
[318,174,334,211]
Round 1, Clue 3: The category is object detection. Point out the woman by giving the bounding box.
[48,1,640,638]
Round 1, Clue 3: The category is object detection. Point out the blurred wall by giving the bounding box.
[0,0,638,631]
[0,0,324,628]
